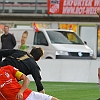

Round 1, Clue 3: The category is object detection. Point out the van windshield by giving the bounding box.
[46,31,84,44]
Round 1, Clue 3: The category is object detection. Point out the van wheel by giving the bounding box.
[46,57,53,59]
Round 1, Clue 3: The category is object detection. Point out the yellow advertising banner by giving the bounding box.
[32,23,50,29]
[98,26,100,56]
[59,24,78,32]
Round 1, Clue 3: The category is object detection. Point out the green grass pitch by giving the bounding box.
[27,82,100,100]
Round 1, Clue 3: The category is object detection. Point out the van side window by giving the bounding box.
[34,31,48,46]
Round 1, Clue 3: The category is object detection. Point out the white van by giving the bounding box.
[9,28,94,59]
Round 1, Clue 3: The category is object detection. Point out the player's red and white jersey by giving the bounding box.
[0,65,32,100]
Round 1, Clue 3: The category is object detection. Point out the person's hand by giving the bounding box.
[96,9,100,16]
[39,89,45,94]
[16,92,23,100]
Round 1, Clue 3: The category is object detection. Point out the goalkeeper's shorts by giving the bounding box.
[26,91,52,100]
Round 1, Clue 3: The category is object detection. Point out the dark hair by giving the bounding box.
[4,25,9,28]
[30,47,44,61]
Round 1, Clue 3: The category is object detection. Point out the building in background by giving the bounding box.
[0,0,100,58]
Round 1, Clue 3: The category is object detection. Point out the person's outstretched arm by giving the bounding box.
[16,73,30,100]
[0,49,16,61]
[31,66,45,93]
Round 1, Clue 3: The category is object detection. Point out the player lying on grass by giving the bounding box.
[0,47,45,93]
[0,65,59,100]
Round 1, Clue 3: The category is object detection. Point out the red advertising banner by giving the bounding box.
[48,0,100,15]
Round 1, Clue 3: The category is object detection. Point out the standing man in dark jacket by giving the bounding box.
[0,47,45,93]
[1,25,16,49]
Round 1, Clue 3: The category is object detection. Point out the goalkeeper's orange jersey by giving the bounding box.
[0,65,32,100]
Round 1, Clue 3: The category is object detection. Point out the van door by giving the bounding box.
[33,31,54,59]
[79,26,97,58]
